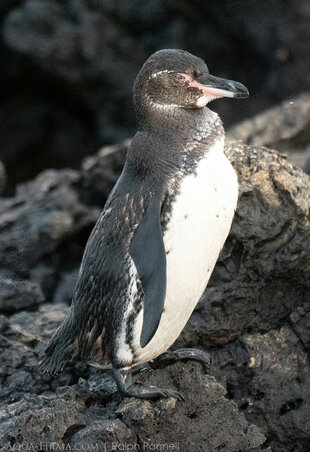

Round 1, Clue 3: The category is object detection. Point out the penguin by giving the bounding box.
[39,49,249,400]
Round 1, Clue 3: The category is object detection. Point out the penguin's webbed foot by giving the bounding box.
[112,367,184,401]
[153,347,210,372]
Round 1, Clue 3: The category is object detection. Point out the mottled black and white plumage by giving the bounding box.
[39,49,248,399]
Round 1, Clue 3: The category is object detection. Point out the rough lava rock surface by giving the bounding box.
[1,130,310,450]
[0,168,99,297]
[0,278,44,313]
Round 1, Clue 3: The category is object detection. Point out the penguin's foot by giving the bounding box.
[132,362,152,376]
[112,367,184,401]
[153,347,210,372]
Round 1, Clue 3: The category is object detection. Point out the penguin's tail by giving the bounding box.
[38,351,67,376]
[38,316,78,376]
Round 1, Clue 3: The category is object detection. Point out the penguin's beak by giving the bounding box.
[192,73,249,99]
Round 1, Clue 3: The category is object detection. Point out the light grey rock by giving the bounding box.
[227,93,310,173]
[0,278,44,313]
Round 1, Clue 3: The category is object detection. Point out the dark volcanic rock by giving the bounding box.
[0,387,91,448]
[0,160,6,195]
[0,278,44,313]
[209,326,310,452]
[0,169,99,295]
[115,364,265,452]
[81,140,130,207]
[290,304,310,350]
[0,359,266,451]
[69,418,137,451]
[10,302,69,343]
[0,96,102,187]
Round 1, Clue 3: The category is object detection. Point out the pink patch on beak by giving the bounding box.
[188,78,203,89]
[181,73,234,98]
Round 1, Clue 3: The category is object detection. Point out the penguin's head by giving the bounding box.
[133,49,249,110]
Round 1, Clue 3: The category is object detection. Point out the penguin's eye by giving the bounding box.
[174,73,189,82]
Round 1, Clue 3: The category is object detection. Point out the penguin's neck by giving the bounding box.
[136,104,221,142]
[134,105,225,175]
[126,103,226,192]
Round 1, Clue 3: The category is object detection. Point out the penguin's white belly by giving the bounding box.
[130,141,238,365]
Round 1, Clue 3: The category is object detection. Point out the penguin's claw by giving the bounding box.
[153,347,210,372]
[129,386,184,401]
[156,388,185,401]
[112,367,183,401]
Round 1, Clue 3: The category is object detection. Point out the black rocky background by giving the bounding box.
[1,0,310,187]
[0,1,310,451]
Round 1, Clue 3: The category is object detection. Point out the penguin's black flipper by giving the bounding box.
[129,200,166,348]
